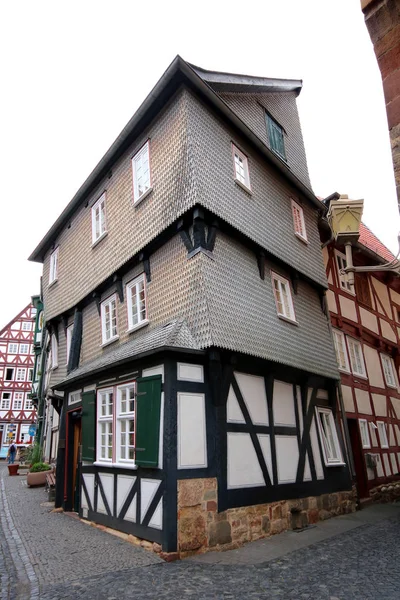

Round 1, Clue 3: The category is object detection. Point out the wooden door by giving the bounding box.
[347,418,369,499]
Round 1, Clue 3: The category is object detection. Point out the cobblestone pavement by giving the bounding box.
[1,462,400,599]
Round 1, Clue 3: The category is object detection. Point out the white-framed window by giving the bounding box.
[291,199,307,242]
[381,354,396,388]
[315,407,344,466]
[101,295,118,344]
[97,388,114,463]
[332,329,350,372]
[66,324,74,365]
[68,390,82,406]
[49,247,59,285]
[22,322,32,331]
[1,392,11,410]
[19,343,29,354]
[377,421,389,448]
[116,384,135,464]
[335,250,353,293]
[271,272,296,322]
[359,419,371,449]
[13,392,24,411]
[16,368,26,382]
[127,274,148,331]
[232,144,251,191]
[347,337,366,377]
[91,192,107,244]
[132,140,151,203]
[8,343,18,354]
[28,369,33,382]
[51,334,58,369]
[25,397,33,411]
[5,368,14,381]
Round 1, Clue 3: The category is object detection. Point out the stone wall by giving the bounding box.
[370,480,400,503]
[177,478,357,558]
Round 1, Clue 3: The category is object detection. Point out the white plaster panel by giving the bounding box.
[326,289,338,313]
[82,474,95,510]
[316,389,329,400]
[383,453,391,476]
[149,498,163,530]
[364,345,385,388]
[310,420,324,479]
[257,434,273,483]
[376,454,384,478]
[367,466,375,480]
[125,496,137,523]
[371,277,391,316]
[97,491,107,515]
[380,319,397,343]
[339,295,358,322]
[275,436,299,483]
[342,385,355,413]
[273,380,296,426]
[98,473,114,515]
[227,385,245,423]
[307,388,313,409]
[369,423,378,447]
[371,394,387,417]
[359,307,379,334]
[177,392,207,469]
[389,424,396,447]
[322,246,329,268]
[390,288,400,307]
[304,456,312,481]
[227,432,265,488]
[117,475,136,517]
[355,388,372,415]
[235,372,268,425]
[141,479,161,523]
[390,453,398,474]
[391,397,400,419]
[142,364,164,383]
[177,363,204,382]
[395,424,400,445]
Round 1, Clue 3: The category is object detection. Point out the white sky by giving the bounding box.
[0,0,398,327]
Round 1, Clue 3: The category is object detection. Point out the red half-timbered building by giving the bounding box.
[0,303,37,457]
[323,222,400,498]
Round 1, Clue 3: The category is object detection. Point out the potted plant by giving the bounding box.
[8,463,19,476]
[26,462,52,487]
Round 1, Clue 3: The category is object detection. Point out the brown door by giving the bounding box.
[347,418,369,498]
[72,418,82,511]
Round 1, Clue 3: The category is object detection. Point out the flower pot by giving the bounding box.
[27,469,52,487]
[8,464,19,476]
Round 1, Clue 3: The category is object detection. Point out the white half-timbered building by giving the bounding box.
[29,57,355,556]
[0,303,37,458]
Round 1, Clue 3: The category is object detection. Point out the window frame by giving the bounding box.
[51,334,58,369]
[19,343,29,355]
[354,272,372,308]
[231,143,251,192]
[49,247,59,285]
[346,337,367,378]
[359,419,371,449]
[91,192,107,245]
[15,368,26,382]
[22,322,32,331]
[115,383,136,465]
[291,198,308,243]
[24,396,33,411]
[126,274,148,332]
[265,113,286,160]
[68,390,82,406]
[271,271,296,323]
[334,250,354,294]
[380,354,397,388]
[377,421,389,449]
[1,392,11,410]
[315,406,345,466]
[332,329,350,373]
[100,294,119,346]
[5,368,14,381]
[8,343,18,354]
[13,392,24,411]
[96,388,114,464]
[132,140,152,204]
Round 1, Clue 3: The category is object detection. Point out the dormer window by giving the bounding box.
[291,199,307,242]
[232,144,251,192]
[266,113,286,160]
[49,247,59,285]
[92,192,107,244]
[132,141,151,204]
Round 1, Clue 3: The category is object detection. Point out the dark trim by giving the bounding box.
[141,484,164,527]
[162,358,178,552]
[85,510,162,544]
[118,478,139,520]
[81,476,93,513]
[113,274,124,303]
[295,387,318,483]
[67,308,82,373]
[97,472,113,516]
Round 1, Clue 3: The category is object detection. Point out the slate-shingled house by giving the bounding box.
[29,57,354,556]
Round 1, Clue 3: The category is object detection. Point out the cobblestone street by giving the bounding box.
[1,462,400,600]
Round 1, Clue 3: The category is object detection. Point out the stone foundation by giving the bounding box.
[370,480,400,503]
[177,478,357,557]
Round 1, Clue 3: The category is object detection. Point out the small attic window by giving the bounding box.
[265,113,286,161]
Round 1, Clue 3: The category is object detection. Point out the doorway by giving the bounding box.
[347,418,369,499]
[66,410,82,512]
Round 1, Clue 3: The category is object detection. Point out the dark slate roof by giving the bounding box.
[54,319,201,389]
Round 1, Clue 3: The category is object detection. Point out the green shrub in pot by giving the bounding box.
[29,462,51,473]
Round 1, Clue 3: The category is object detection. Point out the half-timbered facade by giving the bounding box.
[0,303,37,458]
[29,57,354,555]
[322,203,400,497]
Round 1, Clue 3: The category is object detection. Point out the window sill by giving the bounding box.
[133,187,153,207]
[278,315,298,326]
[352,373,368,380]
[324,461,346,467]
[338,367,351,375]
[384,382,397,389]
[234,178,252,195]
[101,336,119,348]
[48,279,58,289]
[294,232,309,245]
[93,461,138,470]
[92,231,108,249]
[51,365,58,371]
[127,320,149,334]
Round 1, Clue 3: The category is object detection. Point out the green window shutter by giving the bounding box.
[135,375,162,468]
[266,114,286,160]
[81,390,96,462]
